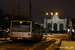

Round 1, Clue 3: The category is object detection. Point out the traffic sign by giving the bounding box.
[68,20,72,27]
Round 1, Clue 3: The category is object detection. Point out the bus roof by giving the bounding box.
[11,20,42,27]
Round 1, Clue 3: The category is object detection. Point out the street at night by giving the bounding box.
[0,33,68,50]
[0,0,75,50]
[0,38,56,50]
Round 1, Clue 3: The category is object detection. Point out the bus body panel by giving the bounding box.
[10,20,43,41]
[10,32,31,38]
[10,32,32,40]
[10,37,32,40]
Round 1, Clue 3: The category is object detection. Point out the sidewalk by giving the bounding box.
[0,37,10,41]
[0,37,12,43]
[43,34,67,50]
[60,40,75,50]
[43,34,68,38]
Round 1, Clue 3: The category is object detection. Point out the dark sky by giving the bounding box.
[0,0,75,23]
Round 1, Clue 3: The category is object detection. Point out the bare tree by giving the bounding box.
[7,0,18,20]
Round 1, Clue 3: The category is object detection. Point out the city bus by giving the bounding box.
[10,20,43,41]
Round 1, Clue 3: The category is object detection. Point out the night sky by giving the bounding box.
[0,0,75,24]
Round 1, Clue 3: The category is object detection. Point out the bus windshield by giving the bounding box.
[11,22,30,32]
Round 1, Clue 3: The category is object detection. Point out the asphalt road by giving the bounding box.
[0,40,56,50]
[0,33,66,50]
[0,40,41,50]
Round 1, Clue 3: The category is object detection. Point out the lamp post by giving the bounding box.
[5,16,8,29]
[55,12,58,15]
[5,16,8,39]
[46,12,58,35]
[51,12,53,35]
[46,12,48,38]
[46,12,53,35]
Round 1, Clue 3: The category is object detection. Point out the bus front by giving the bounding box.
[10,21,32,40]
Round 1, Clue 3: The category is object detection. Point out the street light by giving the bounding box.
[55,12,58,15]
[51,12,53,15]
[51,12,53,35]
[46,12,53,35]
[46,12,58,35]
[46,12,48,15]
[45,12,48,38]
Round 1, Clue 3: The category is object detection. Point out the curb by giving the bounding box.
[0,39,10,41]
[0,38,10,41]
[0,40,13,44]
[0,38,12,44]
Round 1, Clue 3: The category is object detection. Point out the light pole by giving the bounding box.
[5,16,8,29]
[46,12,48,38]
[5,16,8,39]
[46,12,58,35]
[46,12,53,35]
[50,12,53,35]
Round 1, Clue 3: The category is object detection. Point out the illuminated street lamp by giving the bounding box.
[46,12,48,15]
[45,12,48,38]
[51,12,53,15]
[55,12,58,15]
[46,12,53,35]
[46,12,58,35]
[50,12,53,35]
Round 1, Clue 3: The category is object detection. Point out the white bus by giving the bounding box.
[10,20,43,41]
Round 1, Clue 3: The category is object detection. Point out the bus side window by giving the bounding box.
[35,25,38,33]
[32,26,34,33]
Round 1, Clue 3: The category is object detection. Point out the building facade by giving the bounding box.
[43,14,67,31]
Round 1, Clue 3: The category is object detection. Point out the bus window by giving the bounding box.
[11,22,30,32]
[35,25,39,33]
